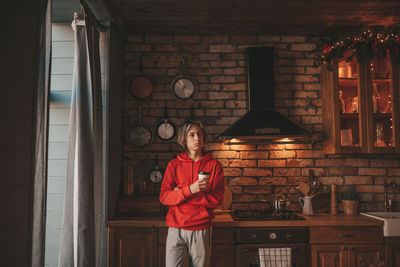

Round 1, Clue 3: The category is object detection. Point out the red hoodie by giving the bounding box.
[159,152,224,230]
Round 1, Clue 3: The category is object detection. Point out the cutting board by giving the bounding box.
[215,185,232,212]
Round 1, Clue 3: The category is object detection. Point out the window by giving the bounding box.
[45,22,108,267]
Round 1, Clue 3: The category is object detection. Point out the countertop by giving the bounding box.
[107,212,384,228]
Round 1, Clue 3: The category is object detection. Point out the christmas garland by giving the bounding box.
[316,27,400,69]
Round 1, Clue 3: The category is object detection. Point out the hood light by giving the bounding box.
[277,138,293,142]
[225,137,313,145]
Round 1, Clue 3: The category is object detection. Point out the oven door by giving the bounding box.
[235,243,309,267]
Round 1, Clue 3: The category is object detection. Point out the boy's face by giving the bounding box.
[186,125,204,152]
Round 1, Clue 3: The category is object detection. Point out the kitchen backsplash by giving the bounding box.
[122,34,399,212]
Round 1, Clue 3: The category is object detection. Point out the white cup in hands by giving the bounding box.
[189,171,210,194]
[198,171,210,180]
[197,171,210,192]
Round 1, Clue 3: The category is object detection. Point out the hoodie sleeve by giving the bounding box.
[159,160,192,206]
[186,161,224,208]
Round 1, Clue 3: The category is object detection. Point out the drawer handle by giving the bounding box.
[339,233,353,238]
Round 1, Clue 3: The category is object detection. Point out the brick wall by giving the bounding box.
[122,34,400,212]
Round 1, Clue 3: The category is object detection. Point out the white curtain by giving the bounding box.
[31,0,51,266]
[58,5,103,267]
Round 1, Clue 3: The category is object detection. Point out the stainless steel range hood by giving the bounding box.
[219,47,309,140]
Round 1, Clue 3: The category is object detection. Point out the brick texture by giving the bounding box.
[122,34,400,212]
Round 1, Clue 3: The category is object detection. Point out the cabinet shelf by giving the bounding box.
[373,113,392,118]
[372,78,391,83]
[338,78,391,87]
[340,113,358,119]
[339,78,357,87]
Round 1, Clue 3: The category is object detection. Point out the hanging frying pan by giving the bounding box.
[171,58,198,100]
[156,105,176,141]
[127,105,153,148]
[129,58,154,100]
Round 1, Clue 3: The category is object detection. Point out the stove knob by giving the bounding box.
[250,233,259,239]
[269,232,277,240]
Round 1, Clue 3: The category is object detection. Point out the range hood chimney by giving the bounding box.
[219,47,309,140]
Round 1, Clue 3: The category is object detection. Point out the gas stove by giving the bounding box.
[231,209,305,221]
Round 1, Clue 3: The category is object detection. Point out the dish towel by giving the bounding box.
[258,247,292,267]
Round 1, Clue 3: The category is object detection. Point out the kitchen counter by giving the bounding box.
[107,212,383,227]
[108,213,386,267]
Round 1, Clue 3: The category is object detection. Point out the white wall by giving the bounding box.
[45,23,108,267]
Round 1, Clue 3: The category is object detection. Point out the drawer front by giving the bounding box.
[310,226,383,244]
[235,228,309,244]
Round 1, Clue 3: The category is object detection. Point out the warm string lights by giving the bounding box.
[316,28,400,69]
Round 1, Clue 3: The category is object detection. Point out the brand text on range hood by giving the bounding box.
[219,47,309,139]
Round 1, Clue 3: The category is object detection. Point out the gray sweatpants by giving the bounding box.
[165,227,212,267]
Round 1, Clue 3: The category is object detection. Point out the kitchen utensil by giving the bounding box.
[127,105,153,147]
[298,195,313,216]
[149,156,163,184]
[171,58,198,100]
[129,58,154,100]
[309,170,320,195]
[298,182,310,196]
[271,193,287,214]
[156,105,175,141]
[271,200,286,214]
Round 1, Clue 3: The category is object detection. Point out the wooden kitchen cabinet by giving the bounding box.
[109,226,234,267]
[312,244,384,267]
[385,237,400,267]
[108,227,158,267]
[310,226,384,267]
[321,53,400,154]
[311,245,347,266]
[210,244,234,267]
[210,227,234,267]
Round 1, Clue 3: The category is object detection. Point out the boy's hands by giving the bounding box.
[189,178,209,194]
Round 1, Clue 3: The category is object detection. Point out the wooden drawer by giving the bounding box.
[310,226,383,244]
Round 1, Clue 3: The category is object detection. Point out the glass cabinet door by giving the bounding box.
[322,50,400,154]
[337,57,361,150]
[369,53,394,150]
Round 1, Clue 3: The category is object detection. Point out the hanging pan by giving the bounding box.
[129,58,154,100]
[127,105,153,148]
